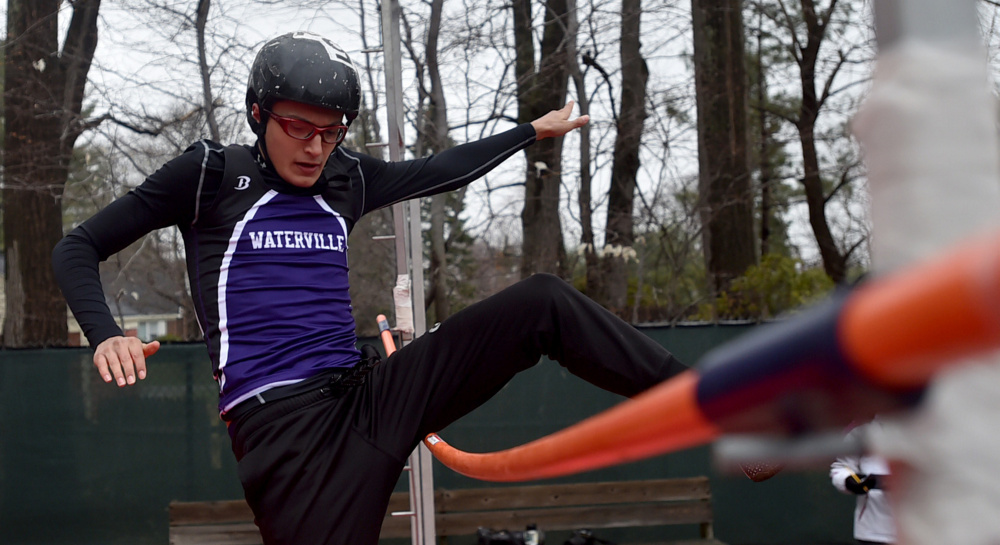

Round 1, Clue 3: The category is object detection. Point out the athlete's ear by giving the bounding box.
[251,103,261,123]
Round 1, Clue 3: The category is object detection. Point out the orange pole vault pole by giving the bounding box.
[377,314,397,356]
[425,371,717,482]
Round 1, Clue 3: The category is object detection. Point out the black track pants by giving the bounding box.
[230,273,687,544]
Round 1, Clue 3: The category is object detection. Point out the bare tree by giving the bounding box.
[3,0,100,347]
[757,0,871,283]
[597,0,649,316]
[402,0,456,321]
[425,1,450,322]
[565,0,599,296]
[196,0,222,141]
[514,0,571,278]
[691,0,757,303]
[751,4,776,258]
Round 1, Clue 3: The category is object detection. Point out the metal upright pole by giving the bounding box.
[379,1,436,544]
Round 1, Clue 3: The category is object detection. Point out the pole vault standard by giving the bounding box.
[379,1,437,543]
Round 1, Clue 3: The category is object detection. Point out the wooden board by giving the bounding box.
[168,478,720,543]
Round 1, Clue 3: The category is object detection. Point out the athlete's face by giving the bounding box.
[253,100,346,188]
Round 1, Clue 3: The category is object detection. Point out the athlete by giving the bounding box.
[52,32,688,544]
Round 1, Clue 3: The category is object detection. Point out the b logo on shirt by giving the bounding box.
[235,176,251,191]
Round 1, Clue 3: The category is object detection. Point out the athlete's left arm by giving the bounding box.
[355,101,588,214]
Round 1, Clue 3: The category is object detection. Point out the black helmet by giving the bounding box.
[246,32,361,135]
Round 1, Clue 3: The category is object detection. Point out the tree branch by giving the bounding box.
[755,100,800,126]
[59,0,100,145]
[819,0,841,32]
[823,158,861,206]
[774,0,804,64]
[80,105,211,136]
[581,50,618,124]
[817,50,848,109]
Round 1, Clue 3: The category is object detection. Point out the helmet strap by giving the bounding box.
[250,103,274,169]
[254,140,272,170]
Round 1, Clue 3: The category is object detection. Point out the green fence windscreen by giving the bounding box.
[0,325,855,544]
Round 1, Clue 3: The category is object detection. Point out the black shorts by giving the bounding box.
[228,274,686,545]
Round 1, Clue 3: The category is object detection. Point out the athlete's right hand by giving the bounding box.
[530,100,589,140]
[94,336,161,387]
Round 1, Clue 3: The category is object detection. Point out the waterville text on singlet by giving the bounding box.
[247,230,346,252]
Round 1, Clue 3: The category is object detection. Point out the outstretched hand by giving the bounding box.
[531,100,589,140]
[94,336,161,387]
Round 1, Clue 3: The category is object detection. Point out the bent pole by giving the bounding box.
[426,371,716,482]
[425,231,1000,482]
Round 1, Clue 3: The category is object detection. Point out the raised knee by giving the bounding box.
[513,273,579,308]
[520,273,571,296]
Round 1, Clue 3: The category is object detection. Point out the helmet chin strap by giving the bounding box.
[254,140,271,170]
[251,103,273,169]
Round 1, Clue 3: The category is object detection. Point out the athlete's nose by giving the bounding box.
[303,133,324,155]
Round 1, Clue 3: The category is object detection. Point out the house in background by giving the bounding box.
[0,253,189,347]
[66,274,189,346]
[66,300,186,347]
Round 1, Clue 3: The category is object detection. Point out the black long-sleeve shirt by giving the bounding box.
[53,124,537,410]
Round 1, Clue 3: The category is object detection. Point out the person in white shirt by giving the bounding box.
[830,419,897,545]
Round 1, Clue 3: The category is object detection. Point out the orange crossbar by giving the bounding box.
[424,371,719,481]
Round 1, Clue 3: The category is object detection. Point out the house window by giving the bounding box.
[137,320,167,342]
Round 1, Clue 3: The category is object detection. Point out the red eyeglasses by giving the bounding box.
[264,109,349,145]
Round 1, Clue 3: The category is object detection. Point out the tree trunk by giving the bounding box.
[798,122,845,282]
[691,0,756,300]
[428,195,450,321]
[196,0,221,141]
[755,12,774,259]
[566,0,599,297]
[421,0,453,321]
[795,0,847,283]
[514,0,570,278]
[3,0,100,347]
[600,0,648,317]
